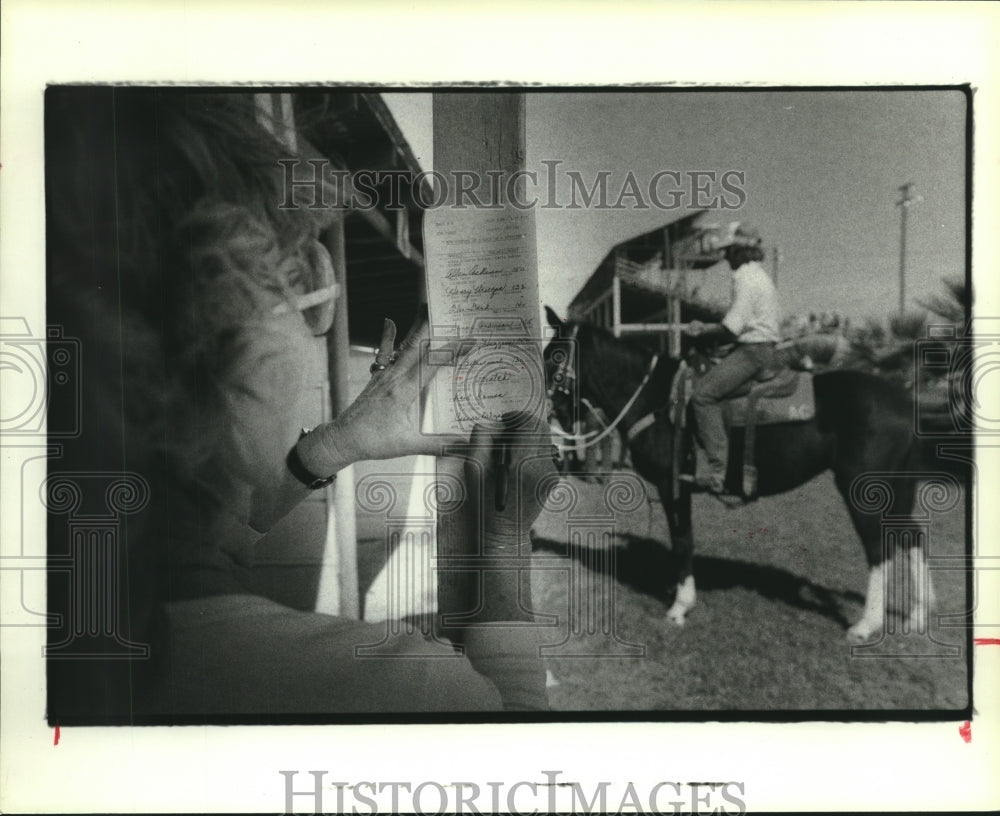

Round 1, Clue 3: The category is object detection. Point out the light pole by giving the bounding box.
[896,182,919,315]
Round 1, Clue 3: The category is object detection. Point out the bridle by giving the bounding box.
[547,323,580,402]
[546,322,660,451]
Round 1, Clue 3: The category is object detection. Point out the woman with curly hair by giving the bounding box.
[45,88,551,720]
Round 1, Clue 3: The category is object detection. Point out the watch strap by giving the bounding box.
[287,428,336,489]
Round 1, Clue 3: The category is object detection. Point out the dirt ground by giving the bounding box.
[529,470,970,714]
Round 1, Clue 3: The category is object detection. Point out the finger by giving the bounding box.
[392,317,432,375]
[374,318,396,365]
[466,422,496,468]
[397,315,429,353]
[500,410,550,439]
[483,412,554,471]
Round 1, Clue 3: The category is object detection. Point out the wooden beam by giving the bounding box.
[295,133,426,266]
[360,92,428,181]
[346,249,423,265]
[348,205,425,267]
[617,322,690,334]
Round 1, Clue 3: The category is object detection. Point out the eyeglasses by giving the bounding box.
[271,240,339,336]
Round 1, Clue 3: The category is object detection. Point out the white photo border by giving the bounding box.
[2,1,998,813]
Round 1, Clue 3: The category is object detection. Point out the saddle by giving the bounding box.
[720,367,815,426]
[669,356,816,502]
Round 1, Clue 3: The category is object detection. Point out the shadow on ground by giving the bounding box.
[532,532,864,630]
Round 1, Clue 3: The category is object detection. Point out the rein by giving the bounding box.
[551,351,660,451]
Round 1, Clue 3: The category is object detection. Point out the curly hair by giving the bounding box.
[46,89,336,713]
[48,89,335,497]
[724,243,766,268]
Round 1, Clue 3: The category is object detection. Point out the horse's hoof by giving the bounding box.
[846,623,877,644]
[666,607,687,627]
[903,607,932,634]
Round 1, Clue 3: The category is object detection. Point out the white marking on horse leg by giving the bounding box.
[666,575,697,626]
[847,564,885,643]
[905,548,935,634]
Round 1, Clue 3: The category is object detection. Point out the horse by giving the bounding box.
[542,306,942,643]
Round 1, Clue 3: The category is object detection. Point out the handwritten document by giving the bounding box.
[423,207,544,435]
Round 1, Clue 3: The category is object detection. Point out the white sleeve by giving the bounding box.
[722,274,749,337]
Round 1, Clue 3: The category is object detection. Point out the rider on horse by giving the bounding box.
[685,222,781,494]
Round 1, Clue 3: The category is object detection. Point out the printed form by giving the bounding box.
[422,207,545,436]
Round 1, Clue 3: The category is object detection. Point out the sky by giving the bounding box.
[384,90,967,326]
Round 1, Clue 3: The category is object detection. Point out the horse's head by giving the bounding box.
[543,305,681,439]
[543,306,580,433]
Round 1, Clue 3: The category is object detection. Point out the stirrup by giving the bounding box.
[709,490,744,508]
[676,472,743,505]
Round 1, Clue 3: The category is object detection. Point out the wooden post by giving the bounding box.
[612,274,622,338]
[671,277,682,359]
[316,213,360,619]
[896,183,915,315]
[663,227,673,357]
[432,94,526,192]
[431,92,527,631]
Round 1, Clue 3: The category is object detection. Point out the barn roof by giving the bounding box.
[568,210,720,321]
[294,92,427,348]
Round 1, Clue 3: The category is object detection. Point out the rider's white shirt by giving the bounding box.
[722,260,780,343]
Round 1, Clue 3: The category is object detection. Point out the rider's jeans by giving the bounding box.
[691,342,776,484]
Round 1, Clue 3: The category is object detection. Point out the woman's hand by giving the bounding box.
[297,315,463,477]
[684,320,730,341]
[683,319,705,337]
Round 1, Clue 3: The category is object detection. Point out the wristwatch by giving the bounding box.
[286,428,337,489]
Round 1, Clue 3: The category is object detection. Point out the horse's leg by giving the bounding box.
[900,444,937,633]
[662,484,696,626]
[837,481,889,643]
[905,540,936,634]
[837,461,925,644]
[848,558,886,644]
